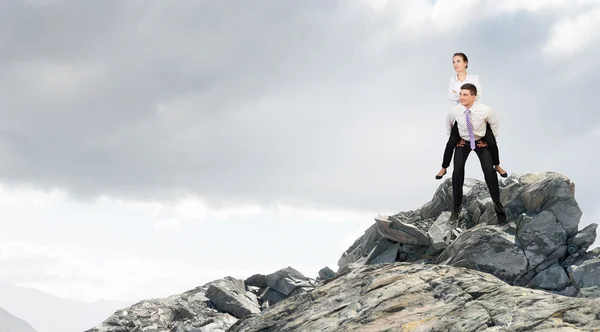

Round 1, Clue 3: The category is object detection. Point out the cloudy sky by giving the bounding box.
[0,0,599,305]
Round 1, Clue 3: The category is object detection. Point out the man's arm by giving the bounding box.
[486,107,499,137]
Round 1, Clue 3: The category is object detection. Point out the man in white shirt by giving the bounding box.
[447,83,505,223]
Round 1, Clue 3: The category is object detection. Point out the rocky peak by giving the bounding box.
[228,263,600,331]
[87,171,600,331]
[337,171,599,297]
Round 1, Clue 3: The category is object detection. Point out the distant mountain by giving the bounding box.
[0,281,128,332]
[0,307,37,332]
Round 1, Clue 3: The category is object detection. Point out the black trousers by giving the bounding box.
[442,122,500,168]
[452,144,501,208]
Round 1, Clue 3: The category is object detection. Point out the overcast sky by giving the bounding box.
[0,0,599,305]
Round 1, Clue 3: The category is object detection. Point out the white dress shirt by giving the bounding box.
[446,102,499,141]
[448,74,481,105]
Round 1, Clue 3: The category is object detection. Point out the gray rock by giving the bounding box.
[337,224,382,271]
[244,274,267,288]
[205,277,261,319]
[265,267,315,296]
[86,284,237,332]
[567,257,600,296]
[514,244,568,287]
[369,242,399,265]
[568,223,598,252]
[397,243,429,262]
[420,178,454,219]
[228,263,600,332]
[549,198,583,236]
[427,211,454,250]
[317,266,336,280]
[526,264,570,290]
[437,225,529,282]
[554,285,579,297]
[334,171,598,297]
[516,211,567,268]
[580,286,600,297]
[374,214,429,246]
[258,288,286,308]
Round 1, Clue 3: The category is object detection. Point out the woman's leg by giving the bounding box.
[437,122,460,179]
[484,123,507,177]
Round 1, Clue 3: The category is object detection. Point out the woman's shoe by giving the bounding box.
[435,169,447,179]
[495,166,508,178]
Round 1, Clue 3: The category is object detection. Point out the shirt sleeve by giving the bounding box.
[448,77,459,104]
[486,107,499,137]
[472,75,482,101]
[446,111,455,136]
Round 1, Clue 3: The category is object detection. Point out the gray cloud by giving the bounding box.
[1,0,599,223]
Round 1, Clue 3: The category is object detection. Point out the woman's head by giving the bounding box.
[452,53,468,72]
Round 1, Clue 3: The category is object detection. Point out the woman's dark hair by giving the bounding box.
[453,52,468,68]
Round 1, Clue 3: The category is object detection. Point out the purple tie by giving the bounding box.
[465,109,476,150]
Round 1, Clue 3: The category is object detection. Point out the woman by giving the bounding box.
[435,53,507,179]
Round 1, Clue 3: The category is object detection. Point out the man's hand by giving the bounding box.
[456,139,465,147]
[477,140,488,148]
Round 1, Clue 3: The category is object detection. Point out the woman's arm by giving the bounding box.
[448,77,459,104]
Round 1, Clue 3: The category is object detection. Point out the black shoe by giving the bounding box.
[497,213,508,225]
[449,211,459,225]
[495,167,508,178]
[494,202,505,214]
[435,169,447,180]
[453,205,461,214]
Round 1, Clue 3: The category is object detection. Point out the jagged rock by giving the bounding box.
[244,274,267,288]
[337,224,381,271]
[515,244,568,287]
[227,262,600,331]
[258,288,286,309]
[397,243,429,262]
[436,225,530,282]
[363,238,396,265]
[338,171,599,297]
[89,171,600,331]
[516,211,567,268]
[85,284,237,332]
[374,214,430,246]
[569,223,598,253]
[526,264,570,291]
[317,266,336,280]
[519,173,581,235]
[566,256,600,297]
[368,241,400,265]
[427,211,455,250]
[419,179,454,219]
[265,267,315,296]
[205,277,260,319]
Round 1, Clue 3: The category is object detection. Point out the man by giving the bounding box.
[447,83,505,223]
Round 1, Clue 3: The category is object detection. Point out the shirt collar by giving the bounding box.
[453,73,470,83]
[462,103,475,112]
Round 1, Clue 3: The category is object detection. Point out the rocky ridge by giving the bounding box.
[228,262,600,331]
[85,267,317,332]
[87,172,600,332]
[337,172,599,298]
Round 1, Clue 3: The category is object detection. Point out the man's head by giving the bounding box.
[459,83,477,108]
